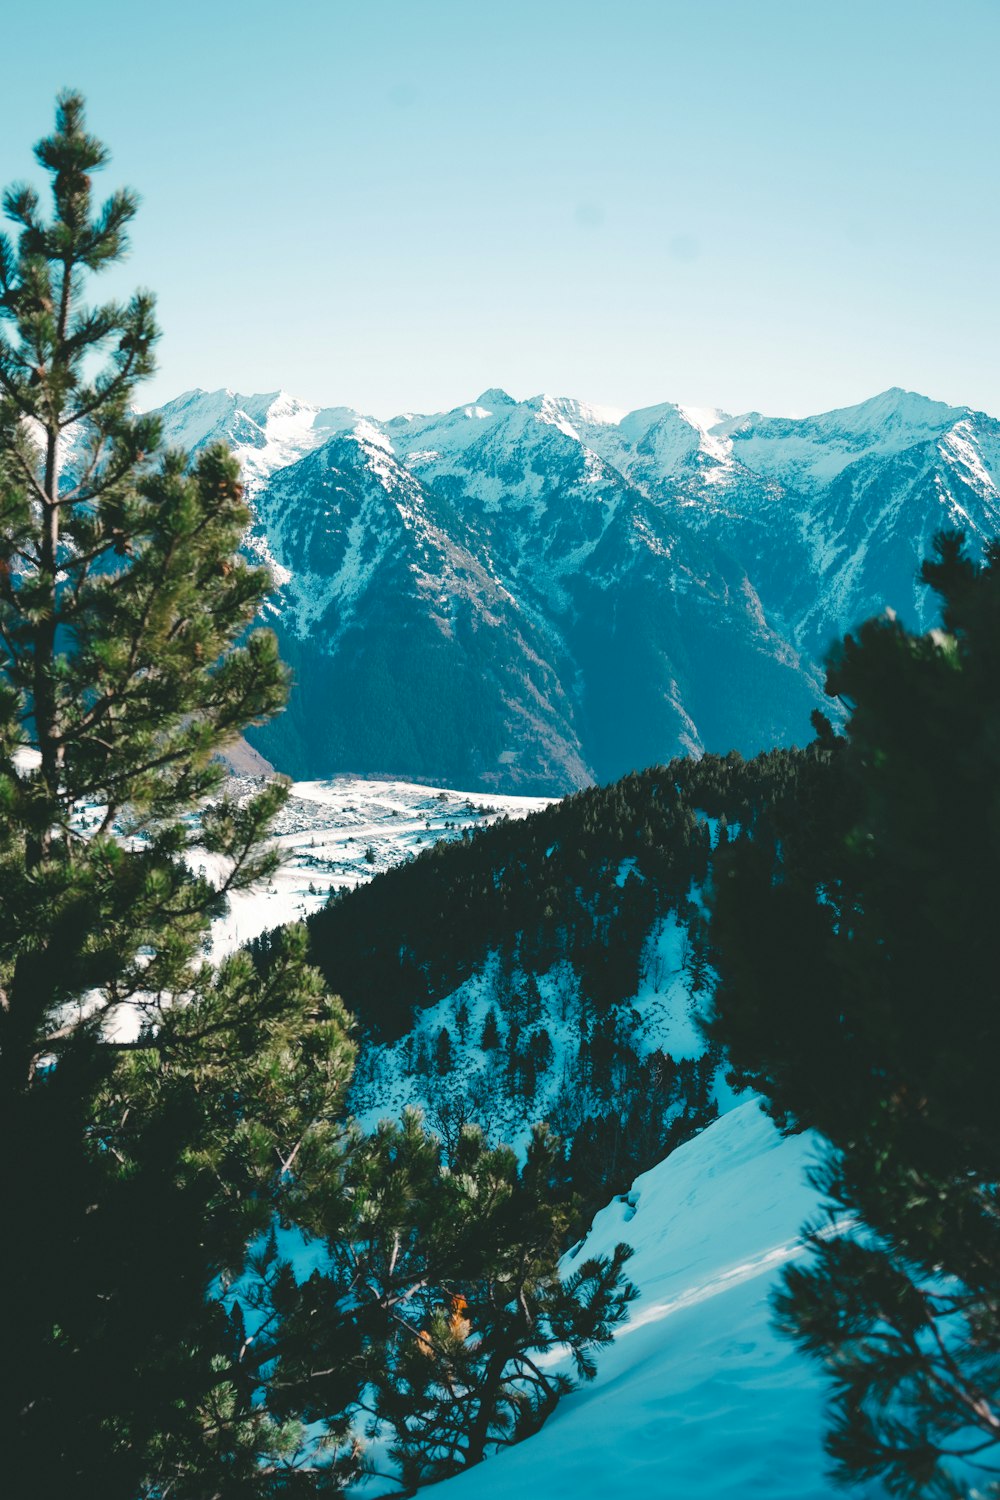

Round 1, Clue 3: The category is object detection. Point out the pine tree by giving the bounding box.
[434,1024,453,1074]
[0,94,355,1498]
[272,1113,636,1494]
[708,532,1000,1497]
[480,1006,501,1050]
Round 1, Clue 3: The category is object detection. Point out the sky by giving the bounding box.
[1,0,998,420]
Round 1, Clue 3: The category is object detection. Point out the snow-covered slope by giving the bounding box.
[434,1101,875,1500]
[147,385,1000,791]
[152,387,360,486]
[213,776,873,1497]
[346,910,716,1156]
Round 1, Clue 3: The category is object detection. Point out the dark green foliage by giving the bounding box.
[434,1024,453,1074]
[708,532,1000,1497]
[290,749,807,1045]
[0,95,356,1499]
[259,1112,636,1494]
[562,1050,717,1234]
[480,1007,501,1050]
[250,746,803,1222]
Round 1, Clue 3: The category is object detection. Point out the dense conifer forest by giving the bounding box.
[262,747,818,1035]
[250,744,829,1226]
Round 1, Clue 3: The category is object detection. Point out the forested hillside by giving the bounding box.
[251,743,829,1224]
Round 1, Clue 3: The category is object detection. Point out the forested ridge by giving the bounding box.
[283,746,823,1038]
[250,742,831,1229]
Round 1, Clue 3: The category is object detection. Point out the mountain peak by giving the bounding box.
[473,387,518,409]
[809,387,966,436]
[151,377,1000,797]
[528,393,627,426]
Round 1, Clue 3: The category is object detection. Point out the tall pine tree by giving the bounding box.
[0,94,640,1500]
[0,93,356,1498]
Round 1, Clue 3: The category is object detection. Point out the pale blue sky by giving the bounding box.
[2,0,998,418]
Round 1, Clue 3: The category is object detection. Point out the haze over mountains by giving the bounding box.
[153,385,1000,791]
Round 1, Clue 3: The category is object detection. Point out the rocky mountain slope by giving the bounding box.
[152,385,1000,791]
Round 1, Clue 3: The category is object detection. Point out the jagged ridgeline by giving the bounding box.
[151,385,1000,794]
[251,745,820,1220]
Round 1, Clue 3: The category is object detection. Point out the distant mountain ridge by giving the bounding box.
[150,385,1000,791]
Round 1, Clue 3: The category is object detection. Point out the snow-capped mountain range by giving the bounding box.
[151,385,1000,791]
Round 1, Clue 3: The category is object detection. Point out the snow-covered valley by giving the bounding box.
[209,773,551,959]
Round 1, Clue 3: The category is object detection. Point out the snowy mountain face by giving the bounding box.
[149,385,1000,791]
